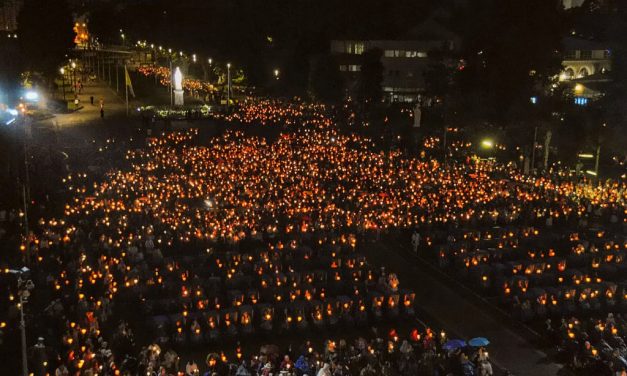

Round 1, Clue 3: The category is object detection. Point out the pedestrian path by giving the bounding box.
[365,242,564,376]
[54,80,127,128]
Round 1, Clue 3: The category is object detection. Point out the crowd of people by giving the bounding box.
[133,329,493,376]
[137,66,215,100]
[214,99,332,128]
[2,96,626,375]
[420,155,626,373]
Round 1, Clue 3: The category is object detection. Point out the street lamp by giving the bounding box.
[274,68,280,80]
[70,61,77,92]
[8,268,34,376]
[192,54,197,63]
[227,63,231,106]
[481,139,494,149]
[60,68,66,100]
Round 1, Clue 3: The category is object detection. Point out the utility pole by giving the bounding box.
[125,63,129,116]
[442,126,448,165]
[530,126,538,174]
[21,117,31,266]
[594,143,601,181]
[227,63,231,107]
[169,59,173,107]
[9,270,34,376]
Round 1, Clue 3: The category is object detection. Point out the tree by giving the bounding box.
[308,54,344,103]
[456,0,564,122]
[357,48,384,106]
[18,0,74,76]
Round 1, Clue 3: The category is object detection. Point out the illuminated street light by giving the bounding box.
[227,63,231,106]
[60,68,66,100]
[274,69,280,79]
[208,58,212,65]
[192,54,197,63]
[24,91,39,102]
[481,139,494,149]
[574,84,584,94]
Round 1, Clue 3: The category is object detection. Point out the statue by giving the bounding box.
[413,101,421,128]
[173,67,184,106]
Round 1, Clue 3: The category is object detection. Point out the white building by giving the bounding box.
[560,37,612,81]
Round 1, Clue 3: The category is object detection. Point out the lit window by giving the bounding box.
[339,65,347,72]
[354,43,364,55]
[417,52,428,58]
[348,65,361,72]
[384,50,395,58]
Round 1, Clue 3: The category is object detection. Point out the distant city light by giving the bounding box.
[574,97,588,106]
[530,96,537,104]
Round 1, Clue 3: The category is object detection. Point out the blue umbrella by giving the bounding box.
[442,339,467,351]
[469,337,490,347]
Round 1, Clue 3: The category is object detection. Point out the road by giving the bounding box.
[364,240,564,376]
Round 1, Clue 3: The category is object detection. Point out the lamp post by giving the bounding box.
[530,126,538,174]
[169,58,173,107]
[59,68,66,101]
[71,61,77,93]
[274,68,280,80]
[9,269,34,376]
[227,63,231,106]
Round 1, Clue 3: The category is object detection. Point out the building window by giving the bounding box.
[384,50,395,57]
[345,42,365,54]
[339,65,347,72]
[354,42,364,55]
[417,52,427,58]
[564,50,577,59]
[348,64,361,72]
[603,50,610,59]
[580,50,592,59]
